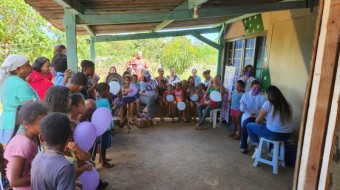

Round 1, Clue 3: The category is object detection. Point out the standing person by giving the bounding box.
[80,60,99,100]
[163,84,174,122]
[229,80,245,140]
[191,68,201,87]
[196,75,225,130]
[53,44,66,55]
[167,68,180,86]
[4,103,48,190]
[26,57,53,100]
[186,76,197,122]
[247,85,293,158]
[0,54,38,145]
[44,86,71,113]
[52,53,72,86]
[202,70,212,88]
[139,70,158,125]
[238,65,256,92]
[239,80,267,153]
[120,75,141,120]
[30,113,76,189]
[173,82,185,122]
[51,44,66,77]
[127,51,148,81]
[155,68,168,121]
[95,83,114,168]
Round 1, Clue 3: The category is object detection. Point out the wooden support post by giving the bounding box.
[90,36,95,63]
[217,25,225,75]
[63,9,78,73]
[296,0,340,189]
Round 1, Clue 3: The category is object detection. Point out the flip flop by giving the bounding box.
[102,162,114,168]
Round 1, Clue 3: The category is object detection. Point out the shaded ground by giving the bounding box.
[97,120,294,190]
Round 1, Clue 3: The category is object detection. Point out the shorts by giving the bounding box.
[230,109,241,117]
[99,130,112,150]
[123,96,138,104]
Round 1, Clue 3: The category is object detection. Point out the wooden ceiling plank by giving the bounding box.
[77,1,307,25]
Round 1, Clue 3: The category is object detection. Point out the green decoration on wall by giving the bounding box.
[242,14,264,35]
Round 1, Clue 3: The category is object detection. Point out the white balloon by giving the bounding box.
[109,81,120,95]
[166,95,174,102]
[190,94,199,101]
[210,91,222,102]
[177,101,186,110]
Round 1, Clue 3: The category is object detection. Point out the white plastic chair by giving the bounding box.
[253,137,285,174]
[210,108,222,128]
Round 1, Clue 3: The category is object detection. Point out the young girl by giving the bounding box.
[195,83,206,107]
[186,76,197,122]
[163,84,175,122]
[44,86,71,113]
[229,80,245,140]
[132,74,140,93]
[174,82,185,122]
[4,102,48,190]
[26,57,53,100]
[121,75,141,120]
[69,93,86,130]
[95,83,114,168]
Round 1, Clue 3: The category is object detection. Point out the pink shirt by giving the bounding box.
[27,70,53,100]
[4,134,38,190]
[127,58,148,79]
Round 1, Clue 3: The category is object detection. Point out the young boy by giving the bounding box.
[95,83,114,168]
[80,60,99,99]
[52,53,72,86]
[66,72,88,93]
[31,113,76,189]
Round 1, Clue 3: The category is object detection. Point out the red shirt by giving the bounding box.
[173,89,183,102]
[27,71,53,100]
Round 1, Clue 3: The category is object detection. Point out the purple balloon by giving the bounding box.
[91,107,112,136]
[79,167,99,190]
[73,122,96,151]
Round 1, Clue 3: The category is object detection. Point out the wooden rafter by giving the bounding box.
[76,1,307,25]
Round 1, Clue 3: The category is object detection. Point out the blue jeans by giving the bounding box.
[197,102,222,126]
[240,117,256,149]
[247,122,292,144]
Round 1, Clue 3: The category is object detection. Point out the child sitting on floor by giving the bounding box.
[5,103,48,190]
[95,83,114,168]
[31,113,76,189]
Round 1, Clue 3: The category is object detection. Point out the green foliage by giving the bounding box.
[160,37,199,75]
[0,0,63,62]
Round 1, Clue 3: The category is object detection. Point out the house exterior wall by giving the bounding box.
[225,8,318,132]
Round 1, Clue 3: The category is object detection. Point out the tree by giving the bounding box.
[160,37,199,74]
[0,0,64,62]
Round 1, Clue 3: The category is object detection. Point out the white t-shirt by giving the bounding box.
[262,101,293,133]
[238,76,256,92]
[140,79,157,96]
[240,91,267,123]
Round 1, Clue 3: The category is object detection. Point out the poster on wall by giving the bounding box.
[221,66,237,123]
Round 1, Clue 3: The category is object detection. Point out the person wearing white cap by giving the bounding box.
[0,54,38,144]
[139,69,158,126]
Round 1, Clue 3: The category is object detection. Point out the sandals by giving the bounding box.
[102,162,114,168]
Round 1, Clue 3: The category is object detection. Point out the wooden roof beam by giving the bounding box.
[191,31,222,50]
[188,0,209,9]
[93,27,220,43]
[54,0,84,15]
[77,1,307,25]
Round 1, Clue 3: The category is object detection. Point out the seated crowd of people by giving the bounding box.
[0,46,293,189]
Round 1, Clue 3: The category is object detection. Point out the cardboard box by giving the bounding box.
[134,117,152,128]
